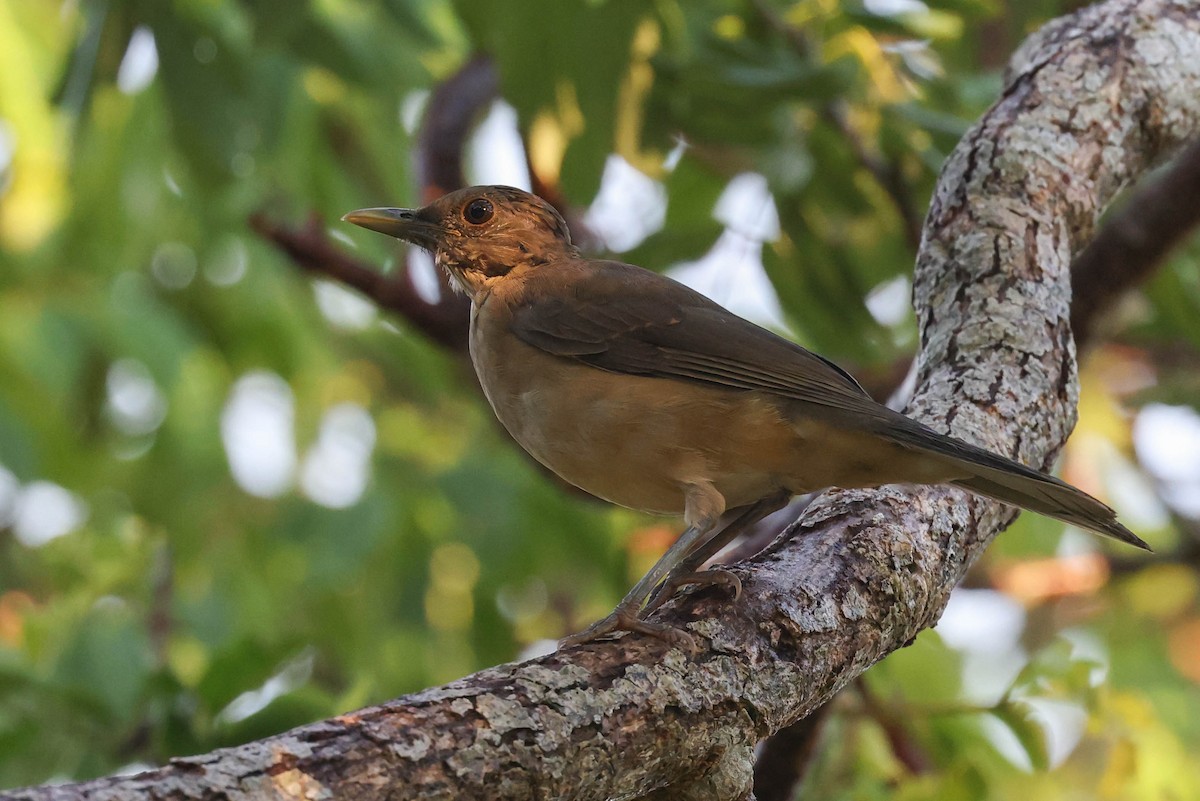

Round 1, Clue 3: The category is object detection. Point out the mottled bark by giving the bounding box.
[8,1,1200,799]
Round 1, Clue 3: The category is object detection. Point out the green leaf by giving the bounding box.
[990,699,1050,771]
[454,0,643,199]
[52,600,154,722]
[144,7,255,182]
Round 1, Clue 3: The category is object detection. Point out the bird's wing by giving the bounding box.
[509,260,878,412]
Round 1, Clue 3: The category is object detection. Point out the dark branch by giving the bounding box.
[415,54,499,198]
[248,212,469,351]
[752,707,831,801]
[855,678,932,775]
[249,56,503,352]
[1071,135,1200,345]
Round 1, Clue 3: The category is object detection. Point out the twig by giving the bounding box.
[248,57,506,351]
[248,212,469,351]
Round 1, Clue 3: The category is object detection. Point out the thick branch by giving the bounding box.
[8,2,1200,799]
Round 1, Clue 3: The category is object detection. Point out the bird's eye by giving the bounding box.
[463,198,494,225]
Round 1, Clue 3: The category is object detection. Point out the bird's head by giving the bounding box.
[343,185,578,300]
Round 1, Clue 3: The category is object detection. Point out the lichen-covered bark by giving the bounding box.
[7,2,1200,800]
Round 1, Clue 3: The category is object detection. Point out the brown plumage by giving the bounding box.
[344,185,1149,651]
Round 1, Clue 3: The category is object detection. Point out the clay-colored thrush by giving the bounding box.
[344,185,1148,649]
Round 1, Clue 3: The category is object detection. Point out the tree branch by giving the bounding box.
[8,1,1200,799]
[414,54,499,200]
[1070,134,1200,345]
[248,212,469,351]
[249,56,502,352]
[751,706,830,801]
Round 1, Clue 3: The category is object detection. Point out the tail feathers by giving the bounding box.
[950,470,1150,551]
[882,418,1150,551]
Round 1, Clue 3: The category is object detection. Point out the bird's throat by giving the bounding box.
[436,252,489,300]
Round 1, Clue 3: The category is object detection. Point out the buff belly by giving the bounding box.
[469,305,917,515]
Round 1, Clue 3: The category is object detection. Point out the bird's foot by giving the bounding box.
[642,568,742,617]
[558,602,699,653]
[559,569,742,653]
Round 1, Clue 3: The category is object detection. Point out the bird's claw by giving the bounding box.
[558,604,700,653]
[642,568,742,617]
[559,568,742,653]
[675,568,743,599]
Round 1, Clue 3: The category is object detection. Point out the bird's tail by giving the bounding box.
[883,418,1150,551]
[948,465,1149,549]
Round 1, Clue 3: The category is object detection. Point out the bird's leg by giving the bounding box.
[559,518,716,650]
[642,490,790,617]
[559,481,725,651]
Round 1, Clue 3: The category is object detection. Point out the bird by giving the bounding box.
[343,184,1149,650]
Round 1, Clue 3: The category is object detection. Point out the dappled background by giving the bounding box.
[1,0,1199,797]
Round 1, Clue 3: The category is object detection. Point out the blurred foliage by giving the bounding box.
[1,0,1199,796]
